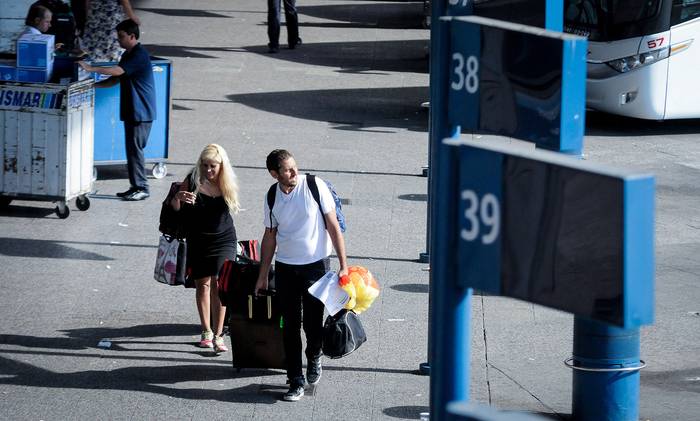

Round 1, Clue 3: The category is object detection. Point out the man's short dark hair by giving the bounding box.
[26,4,50,26]
[116,19,140,39]
[266,149,294,172]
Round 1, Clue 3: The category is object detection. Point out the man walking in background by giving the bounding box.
[255,149,348,401]
[267,0,301,53]
[79,19,156,201]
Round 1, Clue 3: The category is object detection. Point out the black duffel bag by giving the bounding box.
[322,309,366,359]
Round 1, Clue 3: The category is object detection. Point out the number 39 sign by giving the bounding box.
[456,143,502,293]
[449,138,655,328]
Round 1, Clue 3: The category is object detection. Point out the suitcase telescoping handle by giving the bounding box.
[247,293,273,320]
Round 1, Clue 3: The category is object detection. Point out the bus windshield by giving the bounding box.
[564,0,671,41]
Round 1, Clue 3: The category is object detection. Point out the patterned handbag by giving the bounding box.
[154,235,187,286]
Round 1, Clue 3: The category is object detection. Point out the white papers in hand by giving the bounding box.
[308,271,349,316]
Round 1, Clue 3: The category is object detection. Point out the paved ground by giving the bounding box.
[1,0,699,420]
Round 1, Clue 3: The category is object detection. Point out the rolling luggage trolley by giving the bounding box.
[228,289,286,371]
[219,247,285,372]
[92,57,172,180]
[0,79,94,218]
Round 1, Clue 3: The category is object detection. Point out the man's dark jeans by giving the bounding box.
[276,258,329,381]
[124,121,152,192]
[267,0,299,48]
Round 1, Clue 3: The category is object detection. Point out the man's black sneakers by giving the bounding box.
[116,187,137,198]
[283,379,305,401]
[306,357,322,386]
[123,190,150,201]
[289,38,302,50]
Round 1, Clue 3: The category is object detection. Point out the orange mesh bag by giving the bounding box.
[339,266,380,314]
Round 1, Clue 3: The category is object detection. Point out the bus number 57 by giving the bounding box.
[647,37,664,49]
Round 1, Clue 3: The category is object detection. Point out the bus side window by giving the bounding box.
[672,0,700,25]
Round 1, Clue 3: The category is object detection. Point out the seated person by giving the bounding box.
[21,4,53,36]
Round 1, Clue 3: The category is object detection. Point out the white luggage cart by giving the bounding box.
[0,79,94,218]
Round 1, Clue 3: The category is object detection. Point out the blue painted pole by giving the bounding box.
[571,319,642,421]
[422,0,475,379]
[428,2,472,420]
[545,0,563,32]
[541,3,644,419]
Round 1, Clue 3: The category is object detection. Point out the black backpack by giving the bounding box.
[159,175,194,239]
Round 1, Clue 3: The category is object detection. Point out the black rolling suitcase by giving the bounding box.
[228,290,286,370]
[218,242,285,370]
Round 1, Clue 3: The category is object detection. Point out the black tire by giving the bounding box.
[55,205,70,219]
[76,195,90,211]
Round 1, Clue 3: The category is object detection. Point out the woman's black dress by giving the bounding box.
[182,193,236,280]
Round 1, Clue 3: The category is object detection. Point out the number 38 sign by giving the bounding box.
[445,16,587,152]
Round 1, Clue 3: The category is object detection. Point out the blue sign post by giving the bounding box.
[446,16,586,153]
[429,14,588,421]
[428,11,656,421]
[448,138,655,329]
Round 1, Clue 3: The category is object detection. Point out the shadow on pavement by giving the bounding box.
[230,163,423,178]
[0,237,113,260]
[0,204,56,219]
[1,324,202,351]
[0,356,281,404]
[398,193,427,201]
[390,283,429,293]
[383,405,430,419]
[0,323,288,403]
[142,44,248,59]
[245,39,428,74]
[137,8,232,18]
[224,86,428,133]
[345,254,421,263]
[60,323,202,341]
[144,39,428,74]
[297,1,425,29]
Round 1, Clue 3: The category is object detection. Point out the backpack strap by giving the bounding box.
[306,174,328,230]
[266,183,277,229]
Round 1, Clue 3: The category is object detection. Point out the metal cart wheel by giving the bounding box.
[152,163,167,179]
[0,197,11,208]
[92,166,98,182]
[76,195,90,211]
[55,202,70,219]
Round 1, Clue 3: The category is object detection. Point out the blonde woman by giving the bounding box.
[171,144,241,353]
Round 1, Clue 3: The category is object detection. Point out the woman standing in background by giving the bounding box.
[81,0,139,61]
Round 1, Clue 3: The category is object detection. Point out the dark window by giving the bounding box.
[671,0,700,24]
[564,0,671,41]
[473,0,546,28]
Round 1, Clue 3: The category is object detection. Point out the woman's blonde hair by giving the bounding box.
[191,144,241,213]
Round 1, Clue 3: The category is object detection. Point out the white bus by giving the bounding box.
[564,0,700,120]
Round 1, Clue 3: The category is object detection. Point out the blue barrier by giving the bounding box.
[92,57,172,179]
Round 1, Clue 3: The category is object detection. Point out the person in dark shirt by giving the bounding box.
[78,19,156,201]
[267,0,302,53]
[170,144,241,353]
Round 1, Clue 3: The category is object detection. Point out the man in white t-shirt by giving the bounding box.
[255,149,348,402]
